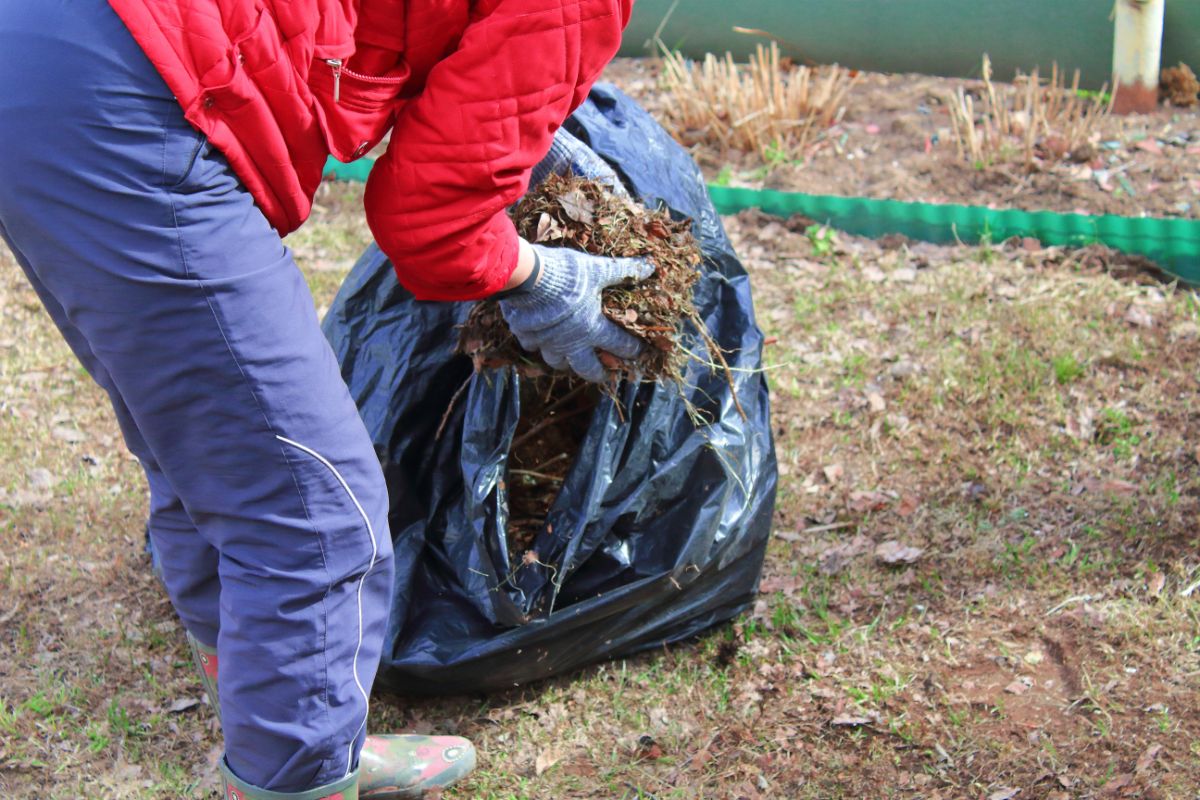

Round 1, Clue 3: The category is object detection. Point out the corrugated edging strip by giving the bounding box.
[324,156,1200,284]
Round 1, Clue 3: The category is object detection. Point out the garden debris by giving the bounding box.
[458,174,719,564]
[1160,63,1199,107]
[503,377,599,560]
[459,173,703,384]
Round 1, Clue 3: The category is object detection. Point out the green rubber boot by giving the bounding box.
[186,633,476,799]
[357,734,476,798]
[185,632,221,723]
[221,759,359,800]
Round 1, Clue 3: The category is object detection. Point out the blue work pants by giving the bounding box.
[0,1,394,791]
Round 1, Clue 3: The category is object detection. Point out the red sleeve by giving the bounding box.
[363,0,633,302]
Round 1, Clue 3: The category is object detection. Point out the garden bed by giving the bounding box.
[605,58,1200,219]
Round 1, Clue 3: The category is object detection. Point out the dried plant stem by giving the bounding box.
[435,373,474,441]
[690,312,747,422]
[660,41,858,159]
[510,404,595,452]
[946,54,1114,169]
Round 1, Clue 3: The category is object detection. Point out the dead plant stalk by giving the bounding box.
[661,42,857,159]
[947,55,1114,169]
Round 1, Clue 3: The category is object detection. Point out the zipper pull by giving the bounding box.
[325,58,343,103]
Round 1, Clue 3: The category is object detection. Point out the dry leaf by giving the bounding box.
[896,494,920,517]
[26,468,56,490]
[1135,743,1162,774]
[818,535,872,575]
[558,189,595,224]
[875,540,924,565]
[759,575,800,595]
[823,464,844,484]
[535,748,563,776]
[848,491,889,514]
[831,711,879,727]
[167,697,201,713]
[1100,773,1134,796]
[1124,305,1154,328]
[989,789,1020,800]
[52,426,87,444]
[1100,479,1137,496]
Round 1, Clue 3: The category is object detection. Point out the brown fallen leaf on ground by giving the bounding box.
[830,710,880,727]
[875,540,924,565]
[635,735,665,760]
[166,697,201,713]
[1124,305,1155,328]
[847,490,889,514]
[895,493,920,517]
[535,747,563,776]
[1135,743,1163,775]
[1099,773,1134,796]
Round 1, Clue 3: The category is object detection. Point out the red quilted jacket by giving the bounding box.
[106,0,633,300]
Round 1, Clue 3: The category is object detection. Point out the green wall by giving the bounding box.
[621,0,1200,88]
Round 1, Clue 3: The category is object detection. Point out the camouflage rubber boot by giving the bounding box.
[358,734,476,799]
[186,633,476,799]
[221,759,358,800]
[185,631,221,723]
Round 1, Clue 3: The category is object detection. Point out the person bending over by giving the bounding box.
[0,0,644,797]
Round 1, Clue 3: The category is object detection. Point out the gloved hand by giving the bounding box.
[530,128,629,196]
[498,245,654,382]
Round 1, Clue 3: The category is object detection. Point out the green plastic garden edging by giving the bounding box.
[324,156,1200,284]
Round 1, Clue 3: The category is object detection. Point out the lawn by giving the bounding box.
[2,177,1198,799]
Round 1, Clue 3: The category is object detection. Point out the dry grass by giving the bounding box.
[660,42,858,159]
[4,181,1200,799]
[947,55,1114,169]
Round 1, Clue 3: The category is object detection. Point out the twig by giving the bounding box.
[691,311,747,421]
[801,522,854,534]
[646,0,681,51]
[1045,593,1104,616]
[538,381,590,419]
[435,373,474,441]
[510,404,595,452]
[529,452,569,474]
[510,469,565,483]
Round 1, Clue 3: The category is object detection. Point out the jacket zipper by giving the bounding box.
[324,59,410,104]
[325,58,343,102]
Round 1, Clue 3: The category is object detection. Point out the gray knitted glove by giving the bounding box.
[530,128,629,196]
[498,244,654,382]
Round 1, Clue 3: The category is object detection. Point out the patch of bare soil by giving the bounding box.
[604,59,1200,219]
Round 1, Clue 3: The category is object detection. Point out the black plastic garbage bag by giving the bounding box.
[322,84,777,695]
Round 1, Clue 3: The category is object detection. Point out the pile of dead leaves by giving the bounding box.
[456,174,711,567]
[1161,62,1199,107]
[458,174,703,384]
